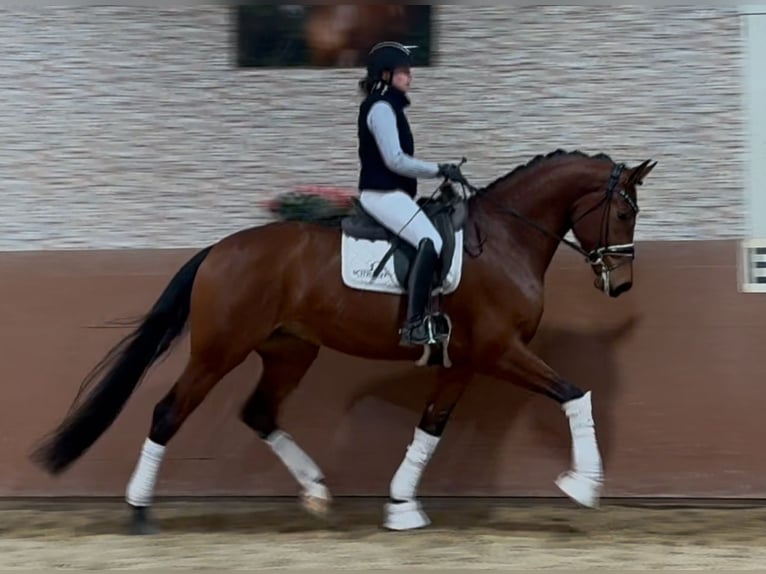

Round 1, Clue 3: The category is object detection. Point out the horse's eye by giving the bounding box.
[617,211,632,221]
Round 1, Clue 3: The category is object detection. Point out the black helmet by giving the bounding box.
[365,41,413,81]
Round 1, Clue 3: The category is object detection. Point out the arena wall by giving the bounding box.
[1,242,764,498]
[0,6,744,250]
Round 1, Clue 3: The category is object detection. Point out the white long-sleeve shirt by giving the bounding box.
[366,100,440,180]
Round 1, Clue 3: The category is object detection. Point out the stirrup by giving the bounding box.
[399,314,448,347]
[427,313,451,343]
[399,317,433,347]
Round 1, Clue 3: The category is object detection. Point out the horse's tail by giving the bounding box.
[31,245,214,475]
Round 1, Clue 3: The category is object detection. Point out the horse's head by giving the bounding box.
[569,159,657,297]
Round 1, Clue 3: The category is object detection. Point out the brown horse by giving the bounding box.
[31,149,656,534]
[304,5,410,67]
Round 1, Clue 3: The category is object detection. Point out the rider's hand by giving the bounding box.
[437,163,466,184]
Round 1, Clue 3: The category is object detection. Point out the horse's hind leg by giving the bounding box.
[240,332,329,517]
[125,350,248,535]
[384,366,471,531]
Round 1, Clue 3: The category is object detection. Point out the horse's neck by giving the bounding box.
[474,162,596,277]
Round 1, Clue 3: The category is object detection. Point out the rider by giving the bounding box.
[357,41,466,347]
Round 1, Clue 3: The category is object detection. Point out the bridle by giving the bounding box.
[443,161,639,294]
[568,163,639,294]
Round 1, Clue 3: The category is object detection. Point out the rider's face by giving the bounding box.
[391,66,412,92]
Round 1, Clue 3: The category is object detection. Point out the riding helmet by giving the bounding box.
[365,41,414,81]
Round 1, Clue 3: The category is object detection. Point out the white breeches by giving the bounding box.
[359,189,443,256]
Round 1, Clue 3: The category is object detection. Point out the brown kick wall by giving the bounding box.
[0,240,764,499]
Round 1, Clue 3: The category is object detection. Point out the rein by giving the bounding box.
[447,162,639,290]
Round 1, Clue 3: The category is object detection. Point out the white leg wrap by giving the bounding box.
[125,438,166,507]
[562,391,603,481]
[384,427,440,531]
[555,391,603,509]
[265,430,324,491]
[390,427,441,501]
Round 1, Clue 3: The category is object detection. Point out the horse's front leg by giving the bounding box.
[484,341,603,508]
[383,366,472,531]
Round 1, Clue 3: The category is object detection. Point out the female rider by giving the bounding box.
[356,41,465,347]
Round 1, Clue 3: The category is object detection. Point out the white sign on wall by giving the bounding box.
[739,239,766,293]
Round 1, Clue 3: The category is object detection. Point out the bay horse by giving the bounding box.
[304,5,410,67]
[31,149,656,534]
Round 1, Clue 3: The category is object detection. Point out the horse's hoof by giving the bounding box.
[383,500,431,531]
[300,483,332,519]
[129,506,159,535]
[555,470,602,509]
[131,520,159,535]
[301,494,332,518]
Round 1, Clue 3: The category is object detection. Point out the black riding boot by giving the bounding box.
[399,238,439,347]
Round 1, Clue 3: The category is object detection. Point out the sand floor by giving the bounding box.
[0,497,764,570]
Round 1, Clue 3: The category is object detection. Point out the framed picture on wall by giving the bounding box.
[235,4,434,68]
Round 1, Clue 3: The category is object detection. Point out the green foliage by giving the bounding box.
[264,186,355,224]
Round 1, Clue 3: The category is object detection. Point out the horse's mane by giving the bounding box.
[475,148,615,195]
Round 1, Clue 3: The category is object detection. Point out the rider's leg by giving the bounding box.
[400,237,439,346]
[358,190,443,255]
[359,190,444,346]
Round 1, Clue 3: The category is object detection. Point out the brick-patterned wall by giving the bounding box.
[0,6,745,249]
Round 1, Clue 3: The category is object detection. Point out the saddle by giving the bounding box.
[339,184,473,368]
[340,184,470,288]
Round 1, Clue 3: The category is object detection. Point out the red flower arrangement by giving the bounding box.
[262,185,357,223]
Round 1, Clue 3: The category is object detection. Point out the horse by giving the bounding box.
[304,5,411,67]
[30,149,657,534]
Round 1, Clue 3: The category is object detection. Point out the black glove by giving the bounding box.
[437,163,466,184]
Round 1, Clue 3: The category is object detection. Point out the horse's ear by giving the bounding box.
[627,159,657,186]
